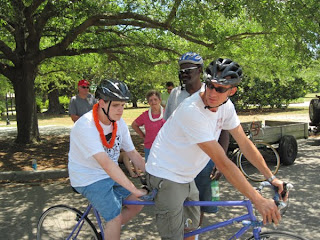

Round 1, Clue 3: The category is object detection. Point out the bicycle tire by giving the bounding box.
[237,142,280,182]
[37,204,100,240]
[247,230,308,240]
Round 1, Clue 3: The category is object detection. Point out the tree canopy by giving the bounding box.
[0,0,319,143]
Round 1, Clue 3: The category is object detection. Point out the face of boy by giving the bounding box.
[101,100,125,122]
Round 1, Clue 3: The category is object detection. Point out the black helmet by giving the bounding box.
[95,79,131,101]
[204,58,243,86]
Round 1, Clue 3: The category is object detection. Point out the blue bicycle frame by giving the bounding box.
[122,199,263,240]
[69,181,286,240]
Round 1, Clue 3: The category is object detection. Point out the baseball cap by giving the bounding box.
[78,79,90,87]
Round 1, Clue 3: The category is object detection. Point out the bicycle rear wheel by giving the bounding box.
[37,205,100,240]
[247,230,308,239]
[237,142,280,182]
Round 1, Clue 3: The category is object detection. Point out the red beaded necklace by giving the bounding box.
[92,103,117,148]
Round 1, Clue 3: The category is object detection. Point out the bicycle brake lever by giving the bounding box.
[274,182,293,200]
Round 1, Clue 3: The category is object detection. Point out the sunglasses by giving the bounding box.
[80,86,89,89]
[179,66,199,75]
[206,81,232,93]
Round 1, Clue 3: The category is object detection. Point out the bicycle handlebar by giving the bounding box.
[256,181,293,209]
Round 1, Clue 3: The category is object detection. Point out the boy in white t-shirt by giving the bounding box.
[68,79,146,240]
[146,58,286,240]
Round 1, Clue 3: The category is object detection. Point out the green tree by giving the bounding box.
[0,0,318,143]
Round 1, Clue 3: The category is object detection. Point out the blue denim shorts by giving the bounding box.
[74,178,131,221]
[195,160,218,213]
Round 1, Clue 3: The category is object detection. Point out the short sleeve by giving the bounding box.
[134,111,147,126]
[69,96,77,115]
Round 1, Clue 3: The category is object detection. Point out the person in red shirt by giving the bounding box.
[132,90,165,162]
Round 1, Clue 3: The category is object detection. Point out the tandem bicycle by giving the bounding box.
[36,181,307,240]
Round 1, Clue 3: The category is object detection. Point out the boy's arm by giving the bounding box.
[126,149,146,172]
[93,152,145,197]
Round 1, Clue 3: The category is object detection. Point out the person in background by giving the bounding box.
[118,150,141,178]
[69,79,97,123]
[68,79,146,239]
[161,81,175,107]
[164,52,229,229]
[132,90,165,162]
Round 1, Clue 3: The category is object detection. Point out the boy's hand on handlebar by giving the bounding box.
[134,188,148,198]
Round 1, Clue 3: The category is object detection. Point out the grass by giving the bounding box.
[292,92,320,103]
[0,106,149,127]
[1,94,316,128]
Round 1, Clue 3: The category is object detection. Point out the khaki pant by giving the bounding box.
[146,174,200,240]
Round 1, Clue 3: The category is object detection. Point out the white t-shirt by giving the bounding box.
[146,92,240,183]
[164,84,205,120]
[68,110,134,187]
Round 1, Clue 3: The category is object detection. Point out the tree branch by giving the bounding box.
[95,12,215,48]
[29,0,46,13]
[226,31,275,41]
[0,62,14,80]
[0,40,18,63]
[0,14,15,33]
[165,0,182,26]
[41,11,215,61]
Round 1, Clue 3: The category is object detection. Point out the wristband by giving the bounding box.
[267,175,276,183]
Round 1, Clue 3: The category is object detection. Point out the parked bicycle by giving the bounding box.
[36,182,307,240]
[228,121,280,182]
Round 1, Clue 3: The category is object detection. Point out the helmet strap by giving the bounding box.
[204,98,229,109]
[102,101,115,123]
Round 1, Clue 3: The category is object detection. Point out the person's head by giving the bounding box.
[146,90,161,108]
[77,79,90,96]
[165,82,174,94]
[95,79,131,122]
[178,52,203,89]
[203,58,242,110]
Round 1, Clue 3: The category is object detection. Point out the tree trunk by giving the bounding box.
[132,100,138,108]
[45,83,66,114]
[12,64,40,144]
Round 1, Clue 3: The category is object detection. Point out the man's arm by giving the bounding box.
[93,152,146,197]
[197,140,281,225]
[229,125,284,191]
[126,149,146,172]
[70,114,80,123]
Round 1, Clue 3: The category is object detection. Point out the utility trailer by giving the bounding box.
[239,120,309,165]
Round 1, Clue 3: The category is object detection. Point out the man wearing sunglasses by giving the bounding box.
[69,79,97,123]
[146,58,286,240]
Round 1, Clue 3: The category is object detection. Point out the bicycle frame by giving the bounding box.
[81,199,263,240]
[124,199,262,240]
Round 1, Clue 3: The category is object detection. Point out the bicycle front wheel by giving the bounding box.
[247,230,308,239]
[237,142,280,182]
[37,205,100,240]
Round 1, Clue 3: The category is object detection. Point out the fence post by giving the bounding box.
[5,93,10,125]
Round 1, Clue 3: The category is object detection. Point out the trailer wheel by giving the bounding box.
[309,99,320,125]
[278,135,297,165]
